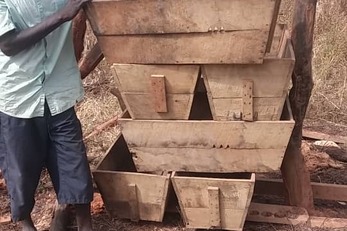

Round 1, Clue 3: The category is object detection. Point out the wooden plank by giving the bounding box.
[112,64,200,94]
[208,187,221,228]
[202,55,294,99]
[122,93,193,120]
[86,0,278,34]
[96,31,268,64]
[130,147,286,173]
[247,203,309,225]
[242,80,254,121]
[0,215,11,225]
[255,178,347,202]
[265,0,282,52]
[150,75,167,113]
[128,184,140,222]
[93,171,170,222]
[303,129,347,144]
[119,119,294,149]
[212,97,286,121]
[171,172,254,230]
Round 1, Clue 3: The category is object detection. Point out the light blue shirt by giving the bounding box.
[0,0,84,118]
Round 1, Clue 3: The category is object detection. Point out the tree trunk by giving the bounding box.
[281,0,317,212]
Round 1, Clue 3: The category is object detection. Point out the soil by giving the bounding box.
[1,136,347,231]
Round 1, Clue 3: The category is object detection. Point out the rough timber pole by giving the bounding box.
[281,0,317,212]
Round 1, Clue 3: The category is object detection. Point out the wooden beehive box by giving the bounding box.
[86,0,281,64]
[93,134,170,222]
[112,64,200,120]
[119,98,295,173]
[172,172,255,230]
[202,26,295,121]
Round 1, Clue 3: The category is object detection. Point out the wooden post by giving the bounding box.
[281,0,317,212]
[72,10,87,62]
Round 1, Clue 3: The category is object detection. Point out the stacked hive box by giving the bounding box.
[87,0,295,230]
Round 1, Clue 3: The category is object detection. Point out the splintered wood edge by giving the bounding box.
[150,75,168,113]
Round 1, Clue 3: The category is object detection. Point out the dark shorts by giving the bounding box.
[0,104,93,222]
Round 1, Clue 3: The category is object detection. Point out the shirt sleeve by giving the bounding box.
[0,0,16,37]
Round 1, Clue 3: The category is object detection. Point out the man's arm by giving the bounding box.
[0,0,90,56]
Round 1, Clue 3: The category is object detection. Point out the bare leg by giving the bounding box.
[20,216,37,231]
[75,204,93,231]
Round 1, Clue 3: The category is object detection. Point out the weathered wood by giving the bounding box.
[247,203,309,225]
[110,87,127,112]
[93,135,170,222]
[265,0,282,53]
[113,64,199,94]
[121,94,193,120]
[96,31,268,64]
[171,172,255,230]
[87,0,279,35]
[113,64,199,119]
[212,97,286,121]
[208,187,221,228]
[255,178,347,202]
[242,80,254,121]
[150,75,167,113]
[128,184,140,222]
[303,129,347,144]
[281,0,317,212]
[202,34,294,121]
[120,119,294,149]
[131,147,287,173]
[79,43,104,79]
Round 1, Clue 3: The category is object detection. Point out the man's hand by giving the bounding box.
[59,0,91,22]
[0,0,91,56]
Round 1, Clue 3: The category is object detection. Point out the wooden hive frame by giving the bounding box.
[202,25,295,121]
[86,0,282,64]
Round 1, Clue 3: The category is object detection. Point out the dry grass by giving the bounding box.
[308,0,347,125]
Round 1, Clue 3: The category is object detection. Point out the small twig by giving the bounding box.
[84,116,119,141]
[316,92,341,110]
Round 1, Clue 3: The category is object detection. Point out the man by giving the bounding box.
[0,0,94,231]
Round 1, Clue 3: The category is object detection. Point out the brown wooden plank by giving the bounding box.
[212,97,286,121]
[130,147,286,173]
[202,53,295,99]
[128,184,140,222]
[242,80,254,121]
[112,64,200,94]
[303,129,347,144]
[86,0,278,34]
[97,31,268,64]
[150,75,167,113]
[255,178,347,202]
[122,93,193,120]
[93,171,170,222]
[247,203,309,225]
[265,0,282,52]
[208,187,221,228]
[171,172,254,230]
[119,119,294,149]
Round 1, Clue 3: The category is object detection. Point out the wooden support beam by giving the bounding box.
[281,0,317,212]
[255,179,347,202]
[79,43,104,79]
[150,75,167,113]
[303,129,347,144]
[128,184,140,222]
[72,10,87,62]
[208,187,221,228]
[247,203,309,225]
[242,80,254,121]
